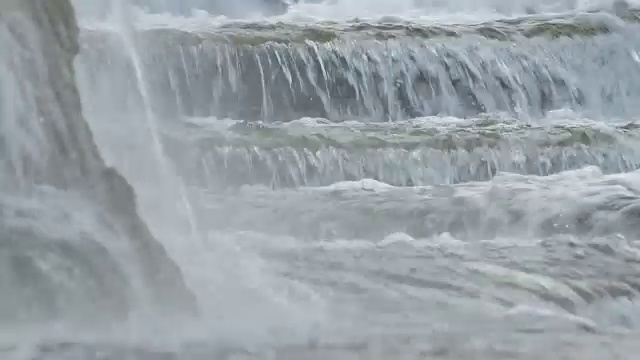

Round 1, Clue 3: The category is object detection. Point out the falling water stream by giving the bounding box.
[108,0,200,242]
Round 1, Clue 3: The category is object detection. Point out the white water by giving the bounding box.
[4,0,640,358]
[74,0,640,337]
[283,0,638,22]
[73,0,332,344]
[92,0,640,26]
[108,0,200,243]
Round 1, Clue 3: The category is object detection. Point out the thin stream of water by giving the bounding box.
[109,0,201,244]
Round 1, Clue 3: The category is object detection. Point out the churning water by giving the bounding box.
[3,0,640,359]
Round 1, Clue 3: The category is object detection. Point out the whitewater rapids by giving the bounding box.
[3,0,640,359]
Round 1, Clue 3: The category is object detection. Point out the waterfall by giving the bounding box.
[0,0,195,325]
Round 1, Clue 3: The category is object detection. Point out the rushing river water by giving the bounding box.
[2,0,640,359]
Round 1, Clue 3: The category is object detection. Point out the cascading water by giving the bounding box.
[106,0,200,242]
[4,0,640,359]
[0,0,195,332]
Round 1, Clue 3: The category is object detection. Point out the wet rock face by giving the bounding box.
[1,0,101,189]
[0,223,131,324]
[0,0,196,322]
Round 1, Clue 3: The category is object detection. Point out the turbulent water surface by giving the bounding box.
[3,0,640,359]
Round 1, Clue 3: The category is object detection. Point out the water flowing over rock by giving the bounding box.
[6,1,640,358]
[162,119,640,189]
[0,0,196,324]
[75,11,640,192]
[78,13,640,123]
